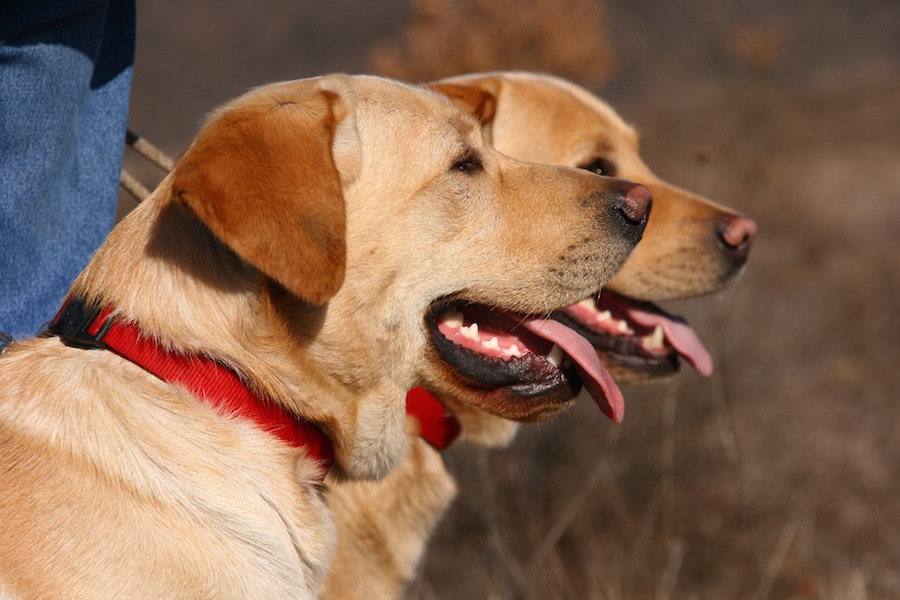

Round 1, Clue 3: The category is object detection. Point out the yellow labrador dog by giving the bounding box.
[0,74,651,599]
[321,72,755,599]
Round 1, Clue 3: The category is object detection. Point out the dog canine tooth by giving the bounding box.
[597,310,612,322]
[643,325,665,350]
[546,343,563,368]
[440,307,464,329]
[578,297,598,311]
[615,319,630,333]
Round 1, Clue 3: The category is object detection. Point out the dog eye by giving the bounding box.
[451,151,483,175]
[580,158,617,177]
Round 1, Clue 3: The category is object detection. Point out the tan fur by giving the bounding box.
[322,72,754,599]
[0,74,643,599]
[322,424,455,599]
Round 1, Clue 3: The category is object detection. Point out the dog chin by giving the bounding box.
[424,362,579,422]
[603,354,681,385]
[336,386,411,480]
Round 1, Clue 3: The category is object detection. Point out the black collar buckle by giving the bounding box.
[42,299,112,350]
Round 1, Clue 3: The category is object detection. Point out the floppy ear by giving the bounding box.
[171,80,351,305]
[428,78,501,142]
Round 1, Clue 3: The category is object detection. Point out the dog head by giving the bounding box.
[166,74,649,476]
[426,72,756,443]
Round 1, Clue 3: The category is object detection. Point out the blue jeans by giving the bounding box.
[0,1,135,338]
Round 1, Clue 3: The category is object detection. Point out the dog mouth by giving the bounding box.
[428,302,625,423]
[553,291,713,378]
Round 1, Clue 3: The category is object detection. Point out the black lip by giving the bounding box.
[602,348,680,377]
[426,303,582,396]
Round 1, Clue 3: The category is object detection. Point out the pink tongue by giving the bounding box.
[622,305,713,376]
[520,317,625,423]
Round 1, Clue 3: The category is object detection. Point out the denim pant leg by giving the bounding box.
[0,1,135,338]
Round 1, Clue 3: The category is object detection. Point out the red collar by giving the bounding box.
[47,298,335,478]
[405,387,460,450]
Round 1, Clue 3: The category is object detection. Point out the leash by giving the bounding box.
[45,297,335,477]
[120,129,173,202]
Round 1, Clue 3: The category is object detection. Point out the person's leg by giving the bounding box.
[0,0,135,337]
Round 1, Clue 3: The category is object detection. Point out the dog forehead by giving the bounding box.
[353,79,480,160]
[354,76,453,116]
[488,74,639,162]
[535,76,638,147]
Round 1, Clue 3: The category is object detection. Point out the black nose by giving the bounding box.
[716,213,757,266]
[617,183,653,225]
[610,181,652,244]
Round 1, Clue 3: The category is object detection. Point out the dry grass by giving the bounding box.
[122,1,900,598]
[413,78,899,595]
[403,9,900,593]
[727,21,788,73]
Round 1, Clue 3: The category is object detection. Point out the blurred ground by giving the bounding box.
[123,1,900,598]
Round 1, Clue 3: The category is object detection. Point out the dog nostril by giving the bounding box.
[717,214,757,262]
[617,183,653,225]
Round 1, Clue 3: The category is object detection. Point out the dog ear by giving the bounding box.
[172,80,352,305]
[428,79,500,142]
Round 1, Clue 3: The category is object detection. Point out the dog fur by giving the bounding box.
[321,72,755,599]
[0,74,647,599]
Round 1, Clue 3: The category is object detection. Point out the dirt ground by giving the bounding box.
[124,1,900,598]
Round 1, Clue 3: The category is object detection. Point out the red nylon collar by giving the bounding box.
[48,298,334,477]
[405,386,460,450]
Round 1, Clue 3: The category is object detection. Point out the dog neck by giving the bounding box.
[67,188,408,480]
[45,296,335,476]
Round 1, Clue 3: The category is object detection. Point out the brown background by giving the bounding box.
[122,1,900,598]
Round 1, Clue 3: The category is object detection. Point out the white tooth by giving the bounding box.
[546,343,563,368]
[508,344,523,357]
[597,310,612,322]
[484,336,501,351]
[616,319,630,333]
[461,322,480,340]
[643,325,665,350]
[578,297,598,311]
[441,307,464,329]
